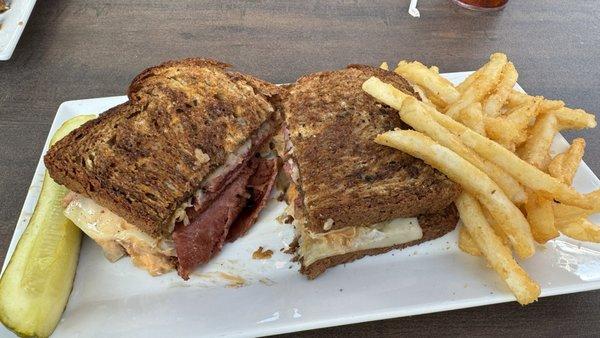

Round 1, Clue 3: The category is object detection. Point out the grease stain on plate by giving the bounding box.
[252,246,274,259]
[259,277,276,286]
[218,272,246,288]
[185,271,247,288]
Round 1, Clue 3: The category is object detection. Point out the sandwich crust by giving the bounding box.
[284,65,460,233]
[45,58,282,237]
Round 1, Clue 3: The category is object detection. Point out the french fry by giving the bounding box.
[395,60,460,107]
[548,138,586,185]
[396,60,456,87]
[554,107,597,130]
[482,160,528,205]
[379,62,389,70]
[539,99,565,113]
[525,192,559,244]
[375,130,535,258]
[485,97,541,151]
[482,62,518,117]
[425,92,449,110]
[369,52,600,305]
[517,112,558,171]
[556,218,600,243]
[455,193,540,305]
[506,90,564,114]
[506,97,542,135]
[446,53,508,118]
[517,111,560,244]
[406,98,527,205]
[412,84,435,107]
[458,225,481,256]
[482,207,510,245]
[553,189,600,243]
[457,102,486,136]
[362,77,411,110]
[553,194,600,245]
[427,108,599,210]
[363,80,527,205]
[506,89,530,108]
[456,61,492,94]
[548,139,595,241]
[553,202,593,226]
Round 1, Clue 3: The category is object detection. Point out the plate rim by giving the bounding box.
[0,0,38,60]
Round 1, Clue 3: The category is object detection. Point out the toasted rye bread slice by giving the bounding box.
[44,58,283,237]
[284,65,460,233]
[300,204,459,279]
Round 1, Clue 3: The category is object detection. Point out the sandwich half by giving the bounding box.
[44,59,283,279]
[282,65,461,278]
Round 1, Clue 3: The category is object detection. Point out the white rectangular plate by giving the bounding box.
[2,72,600,338]
[0,0,36,60]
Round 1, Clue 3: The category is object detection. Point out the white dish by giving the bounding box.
[2,72,600,337]
[0,0,36,60]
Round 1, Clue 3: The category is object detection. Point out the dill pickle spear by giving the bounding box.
[0,115,96,338]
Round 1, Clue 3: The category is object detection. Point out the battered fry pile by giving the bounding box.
[364,53,599,305]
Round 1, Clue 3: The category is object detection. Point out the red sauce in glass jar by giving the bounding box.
[455,0,508,9]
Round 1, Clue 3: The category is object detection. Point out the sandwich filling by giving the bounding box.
[286,182,423,268]
[169,119,277,229]
[297,217,422,267]
[172,155,277,279]
[64,193,176,276]
[63,120,279,278]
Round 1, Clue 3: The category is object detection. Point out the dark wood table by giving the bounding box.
[1,0,599,336]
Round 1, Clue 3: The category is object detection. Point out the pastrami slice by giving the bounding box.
[227,157,278,242]
[173,161,256,280]
[173,156,278,279]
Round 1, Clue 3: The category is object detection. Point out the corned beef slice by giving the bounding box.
[173,156,277,279]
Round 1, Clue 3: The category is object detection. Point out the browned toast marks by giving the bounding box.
[284,65,460,233]
[45,58,282,237]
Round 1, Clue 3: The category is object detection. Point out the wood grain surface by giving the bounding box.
[1,0,599,336]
